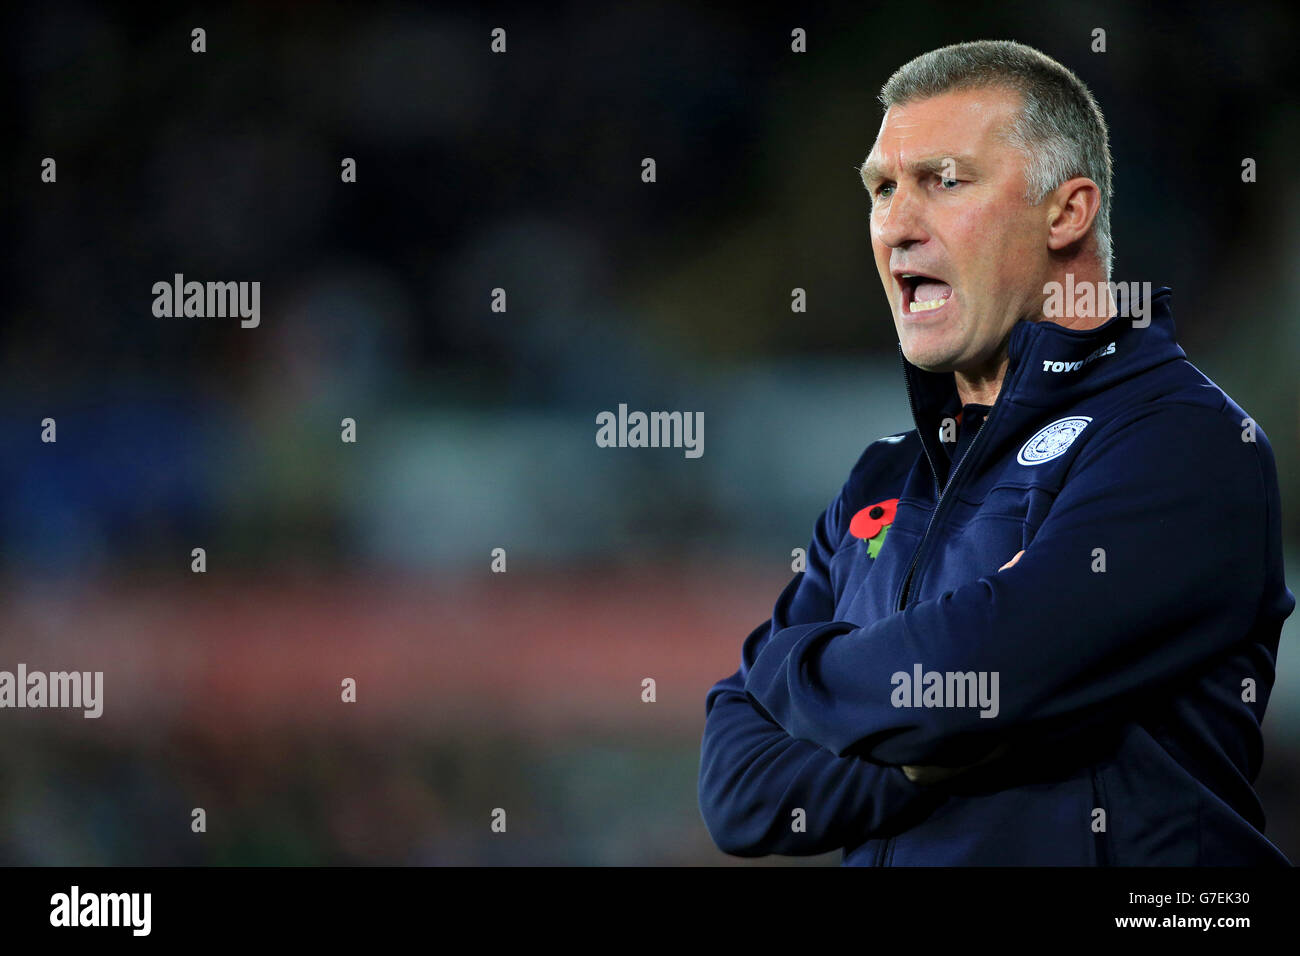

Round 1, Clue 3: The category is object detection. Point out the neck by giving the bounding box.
[954,262,1112,407]
[954,357,1008,408]
[1043,261,1114,332]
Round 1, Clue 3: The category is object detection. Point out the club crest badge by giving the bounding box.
[1017,416,1092,465]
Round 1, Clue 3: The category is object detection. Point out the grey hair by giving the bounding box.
[878,40,1113,279]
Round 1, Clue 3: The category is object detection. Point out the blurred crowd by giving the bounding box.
[2,0,1297,864]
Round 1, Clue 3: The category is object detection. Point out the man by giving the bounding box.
[697,40,1293,865]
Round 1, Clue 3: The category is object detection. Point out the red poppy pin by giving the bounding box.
[850,498,899,559]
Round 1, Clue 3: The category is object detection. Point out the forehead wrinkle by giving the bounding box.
[861,151,980,186]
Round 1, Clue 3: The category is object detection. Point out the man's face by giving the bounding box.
[863,86,1048,375]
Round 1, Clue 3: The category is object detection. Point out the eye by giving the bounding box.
[875,183,895,200]
[938,176,960,189]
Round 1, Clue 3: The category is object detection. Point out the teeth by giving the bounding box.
[908,298,946,313]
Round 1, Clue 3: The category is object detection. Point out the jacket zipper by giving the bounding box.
[895,413,989,609]
[1090,767,1111,865]
[892,344,1024,611]
[874,835,889,867]
[879,346,1024,868]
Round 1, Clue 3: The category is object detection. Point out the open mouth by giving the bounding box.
[897,273,954,315]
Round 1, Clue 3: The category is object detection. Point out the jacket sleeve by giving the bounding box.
[744,404,1285,767]
[699,449,935,857]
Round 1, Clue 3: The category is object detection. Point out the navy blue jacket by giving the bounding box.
[698,288,1294,865]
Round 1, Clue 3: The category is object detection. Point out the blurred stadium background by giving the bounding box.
[2,0,1298,864]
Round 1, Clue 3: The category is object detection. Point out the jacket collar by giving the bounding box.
[899,285,1185,490]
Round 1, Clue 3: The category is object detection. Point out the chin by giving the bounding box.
[908,357,959,374]
[899,339,959,373]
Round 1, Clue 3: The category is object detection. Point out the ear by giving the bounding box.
[1045,177,1101,252]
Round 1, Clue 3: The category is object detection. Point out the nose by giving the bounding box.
[873,182,928,250]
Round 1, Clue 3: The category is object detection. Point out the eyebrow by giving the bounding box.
[859,153,981,189]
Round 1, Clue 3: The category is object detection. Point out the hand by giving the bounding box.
[902,741,1012,785]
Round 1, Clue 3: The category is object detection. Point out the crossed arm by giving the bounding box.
[700,560,946,856]
[743,405,1269,768]
[699,452,1017,856]
[703,406,1269,854]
